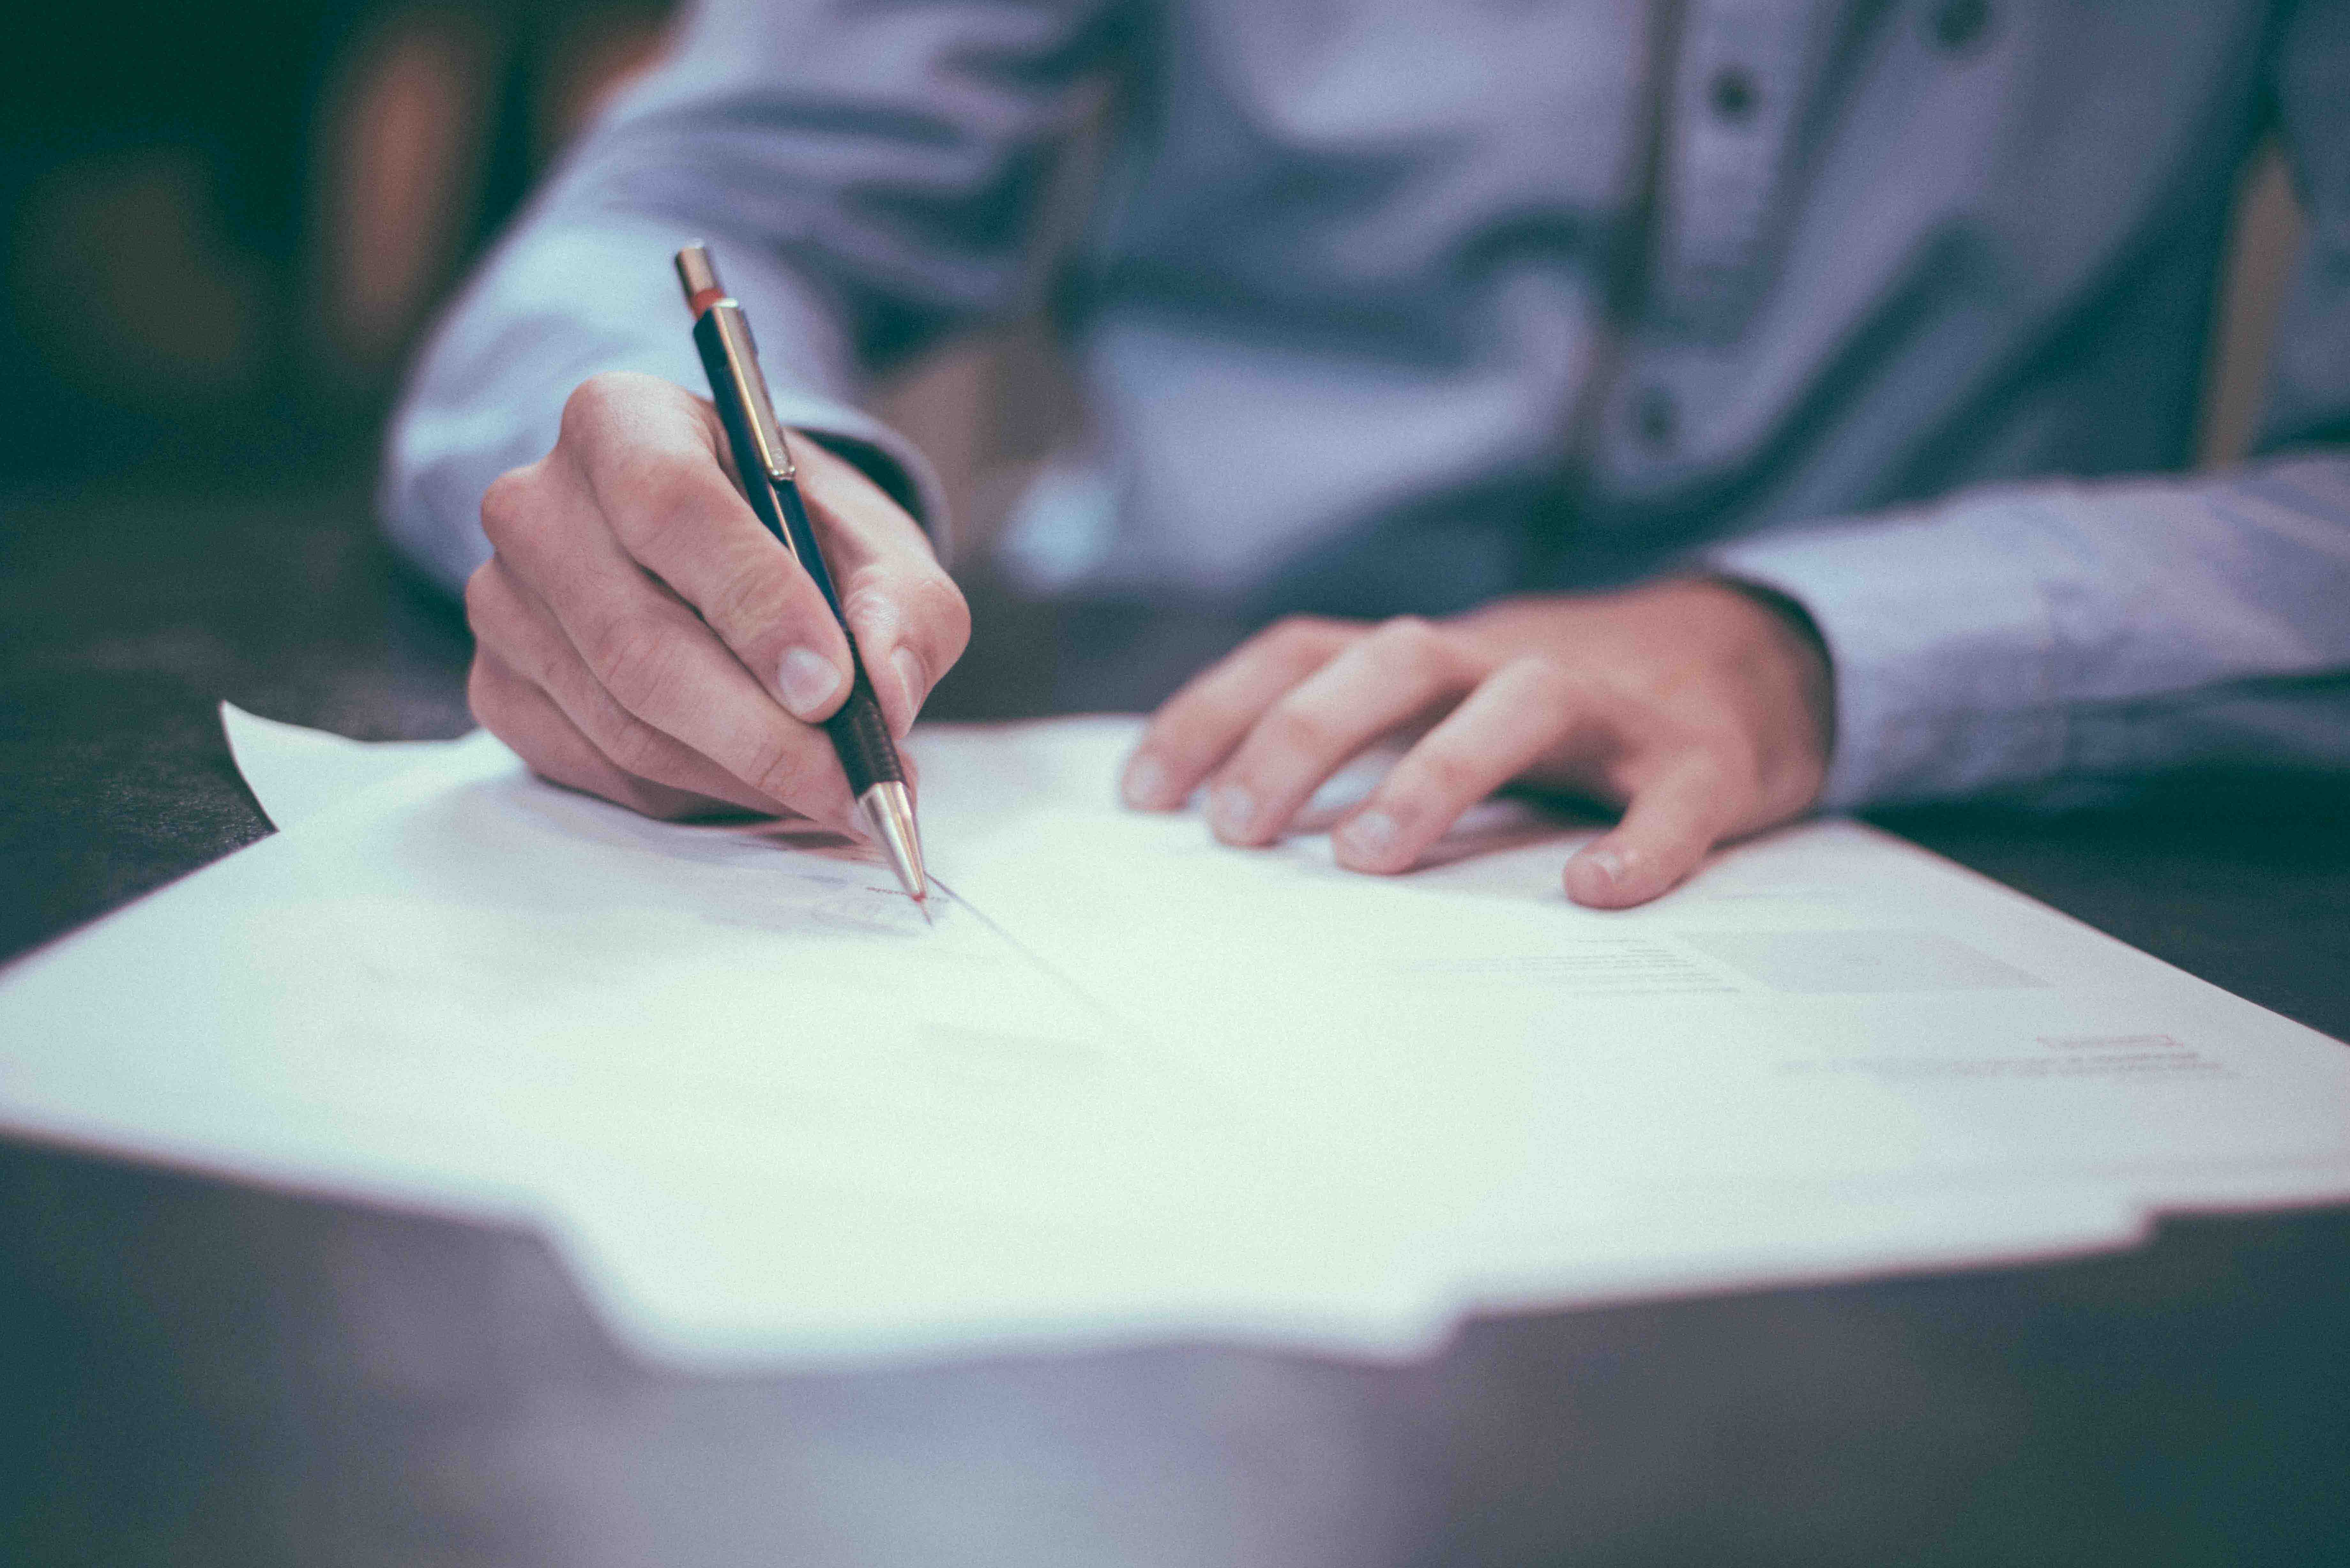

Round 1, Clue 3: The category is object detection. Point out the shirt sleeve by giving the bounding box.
[1709,0,2350,810]
[379,0,1120,594]
[1711,458,2350,808]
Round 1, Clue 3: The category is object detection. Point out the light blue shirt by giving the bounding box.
[385,0,2350,809]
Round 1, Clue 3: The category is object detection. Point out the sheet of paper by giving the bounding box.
[919,724,2350,1312]
[221,702,465,830]
[934,723,2350,1221]
[1,713,2343,1371]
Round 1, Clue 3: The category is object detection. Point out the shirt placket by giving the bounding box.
[1653,0,1821,337]
[1556,0,1829,553]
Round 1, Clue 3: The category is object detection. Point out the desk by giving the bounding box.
[4,484,2347,1565]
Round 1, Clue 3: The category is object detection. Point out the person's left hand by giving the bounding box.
[1118,578,1835,908]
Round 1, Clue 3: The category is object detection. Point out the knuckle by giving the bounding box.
[1265,614,1335,657]
[465,655,511,731]
[703,558,795,639]
[901,573,972,660]
[1373,613,1437,651]
[584,613,681,713]
[559,372,638,442]
[613,457,726,554]
[1260,701,1336,759]
[1372,615,1456,679]
[837,580,900,641]
[1501,652,1568,690]
[478,468,536,550]
[1503,655,1580,719]
[741,730,820,807]
[1133,715,1202,773]
[461,563,499,635]
[598,714,670,780]
[621,779,701,821]
[1169,701,1244,757]
[1407,746,1482,803]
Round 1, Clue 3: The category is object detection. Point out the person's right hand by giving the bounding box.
[463,372,969,828]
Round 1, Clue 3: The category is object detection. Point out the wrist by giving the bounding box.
[1695,574,1836,801]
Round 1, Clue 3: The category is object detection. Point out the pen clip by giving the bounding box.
[710,308,798,484]
[676,245,798,485]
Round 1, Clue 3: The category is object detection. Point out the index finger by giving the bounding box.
[1121,616,1361,809]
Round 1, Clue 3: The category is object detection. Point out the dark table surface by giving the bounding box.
[3,481,2347,1566]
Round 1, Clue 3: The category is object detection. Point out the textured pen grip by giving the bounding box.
[825,669,903,795]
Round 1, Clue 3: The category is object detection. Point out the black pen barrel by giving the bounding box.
[692,309,910,795]
[678,243,926,904]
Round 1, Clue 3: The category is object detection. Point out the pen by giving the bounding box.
[674,243,930,916]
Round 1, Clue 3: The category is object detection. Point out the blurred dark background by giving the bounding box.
[0,1,684,962]
[1,1,675,494]
[0,0,1092,551]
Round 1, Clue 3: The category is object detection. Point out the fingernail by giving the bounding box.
[891,647,927,734]
[1209,784,1256,839]
[1122,754,1168,809]
[1567,845,1634,902]
[1339,809,1398,863]
[777,647,844,720]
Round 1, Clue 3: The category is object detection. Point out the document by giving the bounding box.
[938,726,2350,1213]
[222,705,461,830]
[0,708,2342,1369]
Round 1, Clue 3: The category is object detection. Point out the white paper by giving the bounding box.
[221,702,465,830]
[1,712,2344,1371]
[938,727,2350,1210]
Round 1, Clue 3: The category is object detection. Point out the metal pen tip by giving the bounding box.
[857,781,929,915]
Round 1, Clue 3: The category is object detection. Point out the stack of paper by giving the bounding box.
[0,706,2341,1369]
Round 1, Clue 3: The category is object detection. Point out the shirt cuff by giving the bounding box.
[1708,499,2075,810]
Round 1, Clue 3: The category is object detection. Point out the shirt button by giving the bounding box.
[1634,387,1679,449]
[1708,65,1759,122]
[1928,0,1993,52]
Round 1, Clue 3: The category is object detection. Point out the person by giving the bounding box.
[383,0,2350,909]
